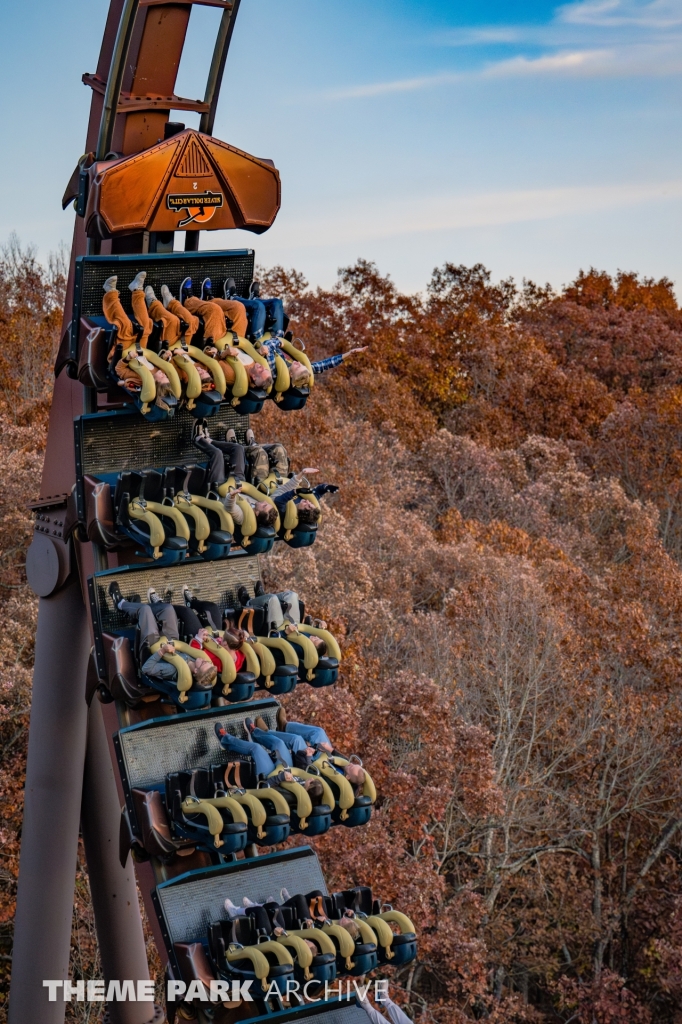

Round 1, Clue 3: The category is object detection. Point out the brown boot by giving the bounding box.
[276,706,287,732]
[254,716,269,732]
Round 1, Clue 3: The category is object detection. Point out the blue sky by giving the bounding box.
[2,0,682,292]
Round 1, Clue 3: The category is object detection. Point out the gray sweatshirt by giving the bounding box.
[140,649,192,682]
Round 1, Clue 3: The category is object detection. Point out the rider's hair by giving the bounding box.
[256,505,278,527]
[296,504,320,526]
[194,660,218,685]
[222,628,244,649]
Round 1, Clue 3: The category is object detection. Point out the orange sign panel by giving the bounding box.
[85,129,280,237]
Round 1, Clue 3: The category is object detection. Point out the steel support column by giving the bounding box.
[81,699,159,1024]
[8,578,91,1024]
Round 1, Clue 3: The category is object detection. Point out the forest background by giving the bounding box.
[2,236,682,1022]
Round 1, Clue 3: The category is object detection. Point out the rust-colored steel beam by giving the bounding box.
[120,4,193,154]
[200,0,242,135]
[95,0,142,160]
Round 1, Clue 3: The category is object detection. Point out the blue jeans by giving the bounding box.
[238,297,285,339]
[286,722,331,748]
[264,729,310,755]
[219,735,278,777]
[250,728,301,767]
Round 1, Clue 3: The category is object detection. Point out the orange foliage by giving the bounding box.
[3,252,682,1024]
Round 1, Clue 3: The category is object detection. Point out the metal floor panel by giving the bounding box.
[118,701,280,790]
[254,1004,369,1024]
[91,555,261,635]
[155,849,327,948]
[266,1003,368,1024]
[73,250,255,326]
[77,405,249,477]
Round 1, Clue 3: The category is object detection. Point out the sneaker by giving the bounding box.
[129,271,146,292]
[224,277,237,298]
[254,580,265,597]
[237,585,250,606]
[108,580,125,610]
[182,585,195,606]
[249,280,261,299]
[244,717,255,736]
[245,428,256,446]
[224,899,246,919]
[103,275,118,293]
[180,277,192,302]
[160,284,174,309]
[276,706,287,732]
[225,428,237,443]
[201,277,212,301]
[214,722,226,741]
[191,418,205,443]
[147,587,161,605]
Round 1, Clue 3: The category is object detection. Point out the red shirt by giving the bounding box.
[190,639,245,673]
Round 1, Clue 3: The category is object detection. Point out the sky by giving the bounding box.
[2,0,682,293]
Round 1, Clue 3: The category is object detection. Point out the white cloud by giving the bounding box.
[316,41,677,101]
[433,27,523,46]
[256,180,682,250]
[481,49,613,75]
[329,0,682,98]
[558,0,682,28]
[325,72,462,99]
[317,49,621,101]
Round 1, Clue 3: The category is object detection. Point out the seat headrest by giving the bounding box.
[139,469,165,503]
[185,464,207,495]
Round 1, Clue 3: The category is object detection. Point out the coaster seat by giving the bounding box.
[332,887,417,966]
[164,770,249,854]
[201,763,290,848]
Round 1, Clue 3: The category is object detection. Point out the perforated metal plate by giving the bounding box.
[71,249,255,359]
[249,1003,366,1024]
[116,700,280,791]
[154,848,327,952]
[76,406,249,478]
[250,1002,368,1024]
[89,557,261,676]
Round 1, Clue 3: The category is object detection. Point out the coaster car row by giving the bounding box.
[174,886,417,1000]
[83,464,323,566]
[78,275,313,421]
[115,703,375,862]
[124,748,374,861]
[95,584,341,709]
